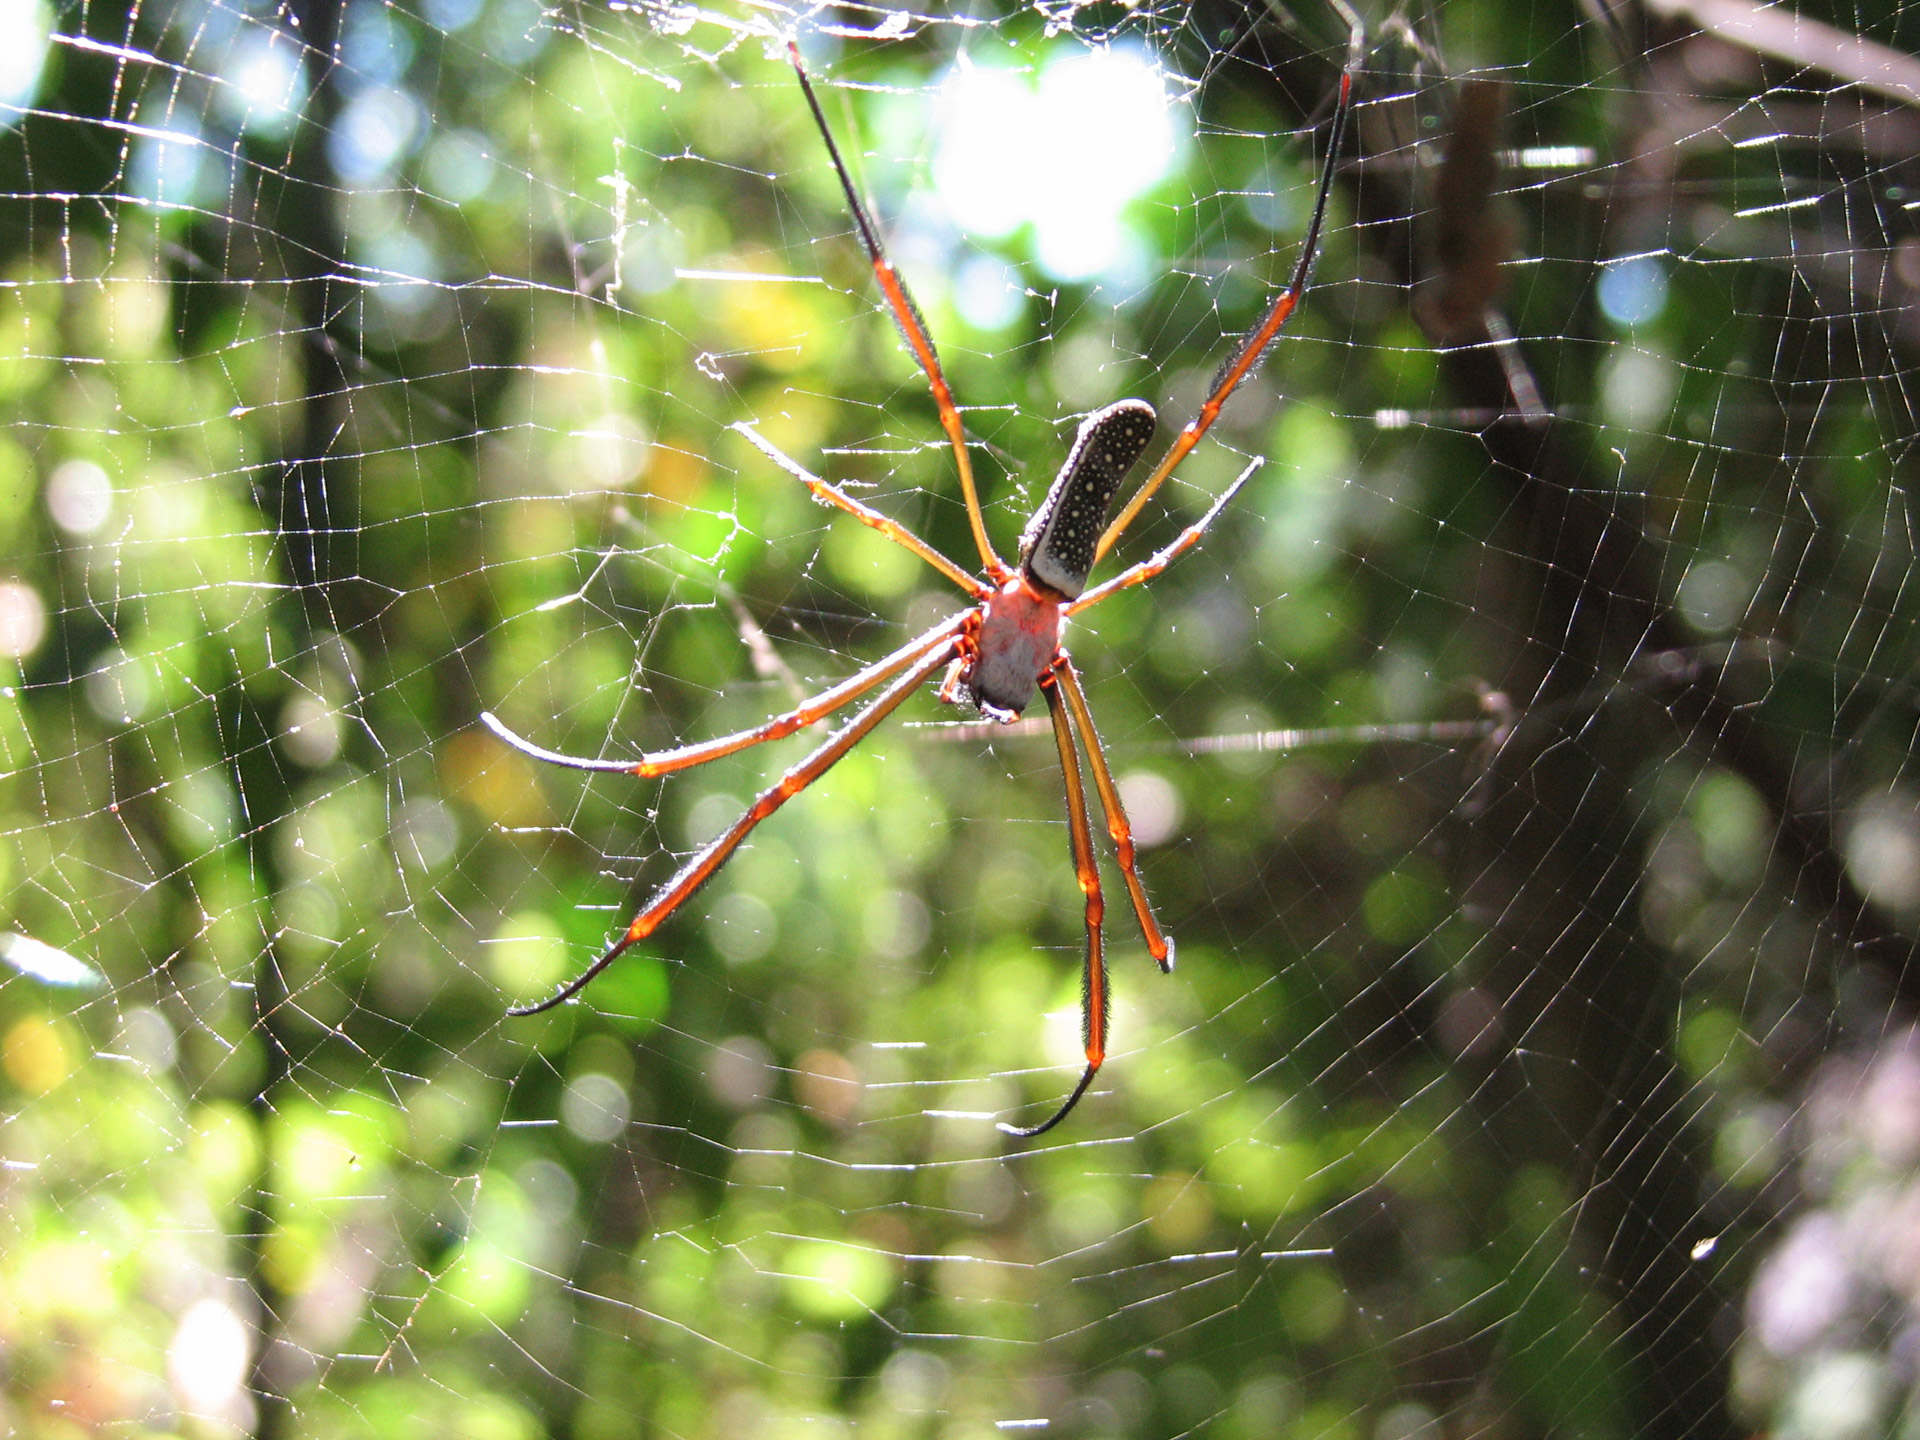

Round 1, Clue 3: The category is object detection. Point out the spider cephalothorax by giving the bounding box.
[949,580,1061,722]
[481,25,1358,1137]
[948,400,1158,720]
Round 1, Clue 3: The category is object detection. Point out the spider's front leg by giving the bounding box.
[1093,3,1360,566]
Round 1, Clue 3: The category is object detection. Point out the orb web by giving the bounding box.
[0,0,1914,1435]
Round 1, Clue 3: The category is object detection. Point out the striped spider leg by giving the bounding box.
[481,20,1357,1138]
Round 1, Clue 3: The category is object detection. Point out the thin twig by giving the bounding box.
[1641,0,1920,109]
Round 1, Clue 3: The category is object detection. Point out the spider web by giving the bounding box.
[1,0,1915,1433]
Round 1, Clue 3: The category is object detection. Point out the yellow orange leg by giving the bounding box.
[1000,674,1108,1137]
[1053,654,1172,973]
[508,639,955,1016]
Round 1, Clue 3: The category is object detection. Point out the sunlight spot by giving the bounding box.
[84,647,151,724]
[1600,346,1678,431]
[423,128,495,204]
[1117,770,1182,848]
[280,695,343,768]
[422,0,481,32]
[0,580,45,659]
[2,1014,70,1092]
[1846,791,1920,915]
[45,459,113,536]
[933,45,1182,285]
[331,86,424,185]
[707,1035,774,1110]
[218,33,307,139]
[879,1350,949,1415]
[795,1048,863,1125]
[783,1238,897,1319]
[1677,559,1751,636]
[0,932,102,989]
[486,911,567,1000]
[1598,256,1669,327]
[118,1006,178,1073]
[708,891,777,964]
[862,888,929,959]
[954,252,1024,330]
[169,1297,254,1424]
[0,0,51,122]
[395,798,459,872]
[1783,1351,1887,1440]
[560,1072,630,1142]
[129,125,210,209]
[1042,1004,1082,1069]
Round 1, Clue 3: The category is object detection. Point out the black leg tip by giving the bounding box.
[998,1062,1099,1139]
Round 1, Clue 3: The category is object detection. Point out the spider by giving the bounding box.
[482,22,1359,1137]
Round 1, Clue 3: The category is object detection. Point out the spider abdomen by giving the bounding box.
[965,576,1064,720]
[1020,399,1158,600]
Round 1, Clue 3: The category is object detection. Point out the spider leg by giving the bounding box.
[1068,457,1260,616]
[481,612,964,777]
[734,422,986,598]
[1092,6,1362,566]
[999,674,1109,1138]
[509,638,957,1016]
[1052,654,1173,973]
[787,41,1007,582]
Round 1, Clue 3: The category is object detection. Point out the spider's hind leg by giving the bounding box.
[998,672,1109,1138]
[508,638,956,1016]
[483,614,965,782]
[1054,654,1173,973]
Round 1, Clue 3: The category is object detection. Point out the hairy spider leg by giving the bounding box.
[1093,10,1361,566]
[1052,654,1172,972]
[734,422,985,598]
[1000,672,1110,1137]
[1069,457,1261,616]
[481,613,966,778]
[509,639,958,1016]
[787,41,1007,582]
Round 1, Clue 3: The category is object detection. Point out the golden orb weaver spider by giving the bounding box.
[482,20,1359,1137]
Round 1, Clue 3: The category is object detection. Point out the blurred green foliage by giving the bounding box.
[0,0,1917,1437]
